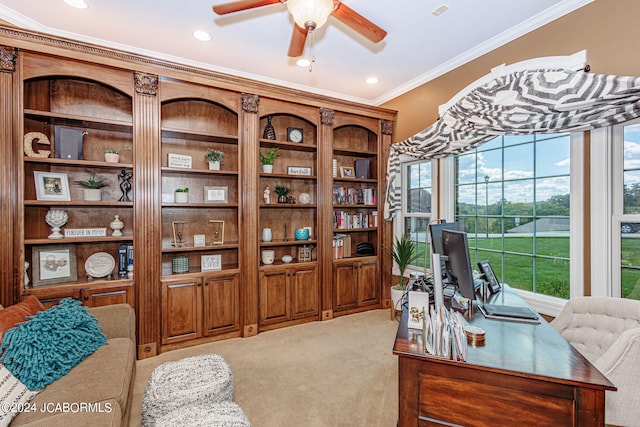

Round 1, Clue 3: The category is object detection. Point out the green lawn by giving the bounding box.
[411,235,640,299]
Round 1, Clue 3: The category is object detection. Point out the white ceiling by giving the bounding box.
[0,0,592,105]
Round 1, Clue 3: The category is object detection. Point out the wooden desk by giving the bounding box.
[393,288,616,426]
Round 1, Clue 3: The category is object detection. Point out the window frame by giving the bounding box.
[395,158,437,276]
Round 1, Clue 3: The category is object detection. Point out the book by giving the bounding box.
[118,244,128,279]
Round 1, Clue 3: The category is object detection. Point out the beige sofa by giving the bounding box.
[11,304,136,427]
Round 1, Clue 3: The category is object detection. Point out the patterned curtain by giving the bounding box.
[384,67,640,220]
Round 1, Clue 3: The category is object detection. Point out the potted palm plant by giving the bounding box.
[75,172,109,201]
[385,234,418,312]
[260,147,279,173]
[204,149,224,170]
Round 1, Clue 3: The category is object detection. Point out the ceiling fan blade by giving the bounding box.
[332,2,387,43]
[288,24,308,57]
[212,0,282,15]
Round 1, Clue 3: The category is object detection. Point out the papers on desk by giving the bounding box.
[422,305,468,362]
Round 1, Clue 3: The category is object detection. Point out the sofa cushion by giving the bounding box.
[0,298,106,390]
[11,337,134,426]
[0,296,45,344]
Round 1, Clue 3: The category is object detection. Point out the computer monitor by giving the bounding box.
[428,221,461,255]
[441,229,477,301]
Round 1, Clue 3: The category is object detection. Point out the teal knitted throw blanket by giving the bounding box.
[0,298,107,390]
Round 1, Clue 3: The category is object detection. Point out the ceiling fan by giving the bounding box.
[212,0,387,57]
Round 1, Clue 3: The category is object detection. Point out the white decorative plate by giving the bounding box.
[85,252,116,278]
[299,193,311,204]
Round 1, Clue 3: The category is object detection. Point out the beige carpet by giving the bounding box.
[130,309,399,427]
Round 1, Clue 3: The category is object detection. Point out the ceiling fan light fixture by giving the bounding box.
[287,0,334,30]
[296,58,311,67]
[64,0,88,9]
[193,30,212,42]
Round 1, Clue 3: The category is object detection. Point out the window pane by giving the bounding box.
[504,234,533,257]
[535,177,570,216]
[623,124,640,214]
[478,136,502,151]
[504,135,534,146]
[504,255,533,292]
[503,180,534,216]
[535,234,570,258]
[537,136,570,177]
[456,184,477,217]
[404,217,429,269]
[621,227,640,300]
[457,153,476,185]
[623,171,640,214]
[478,150,502,183]
[535,257,569,298]
[504,145,533,180]
[406,162,432,214]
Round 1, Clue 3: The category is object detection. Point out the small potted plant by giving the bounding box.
[75,172,109,201]
[204,149,224,170]
[274,185,290,203]
[260,147,279,173]
[175,187,189,203]
[384,234,418,312]
[104,149,120,163]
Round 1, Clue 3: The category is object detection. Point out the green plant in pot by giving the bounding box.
[174,187,189,203]
[384,234,418,311]
[274,185,290,203]
[260,147,279,173]
[204,149,224,170]
[75,172,109,201]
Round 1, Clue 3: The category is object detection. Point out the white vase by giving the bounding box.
[391,286,406,311]
[110,214,124,236]
[84,188,102,201]
[208,161,220,170]
[262,164,273,174]
[175,191,188,203]
[262,227,272,242]
[45,209,68,239]
[261,249,275,265]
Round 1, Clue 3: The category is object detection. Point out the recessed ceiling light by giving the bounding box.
[64,0,88,9]
[432,5,448,16]
[193,30,212,42]
[365,76,379,85]
[296,58,311,68]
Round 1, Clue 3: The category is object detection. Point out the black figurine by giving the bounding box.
[118,169,133,202]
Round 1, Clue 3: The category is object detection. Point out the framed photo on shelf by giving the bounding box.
[339,166,355,178]
[287,166,312,176]
[193,234,206,247]
[31,245,77,286]
[208,220,224,245]
[204,186,228,203]
[168,153,192,169]
[201,254,222,272]
[34,171,71,201]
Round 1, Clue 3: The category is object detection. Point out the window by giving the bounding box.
[613,120,640,299]
[401,160,433,270]
[454,134,571,299]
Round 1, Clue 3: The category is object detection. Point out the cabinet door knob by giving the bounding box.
[197,282,202,287]
[205,282,209,286]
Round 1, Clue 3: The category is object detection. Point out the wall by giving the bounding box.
[384,0,640,141]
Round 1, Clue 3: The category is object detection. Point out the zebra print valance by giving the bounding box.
[384,53,640,220]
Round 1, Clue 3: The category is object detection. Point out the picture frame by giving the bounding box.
[201,254,222,272]
[287,166,312,176]
[172,221,188,247]
[193,234,206,247]
[208,220,224,245]
[31,245,77,286]
[168,153,192,169]
[477,260,502,294]
[34,171,71,201]
[204,186,228,203]
[339,166,355,178]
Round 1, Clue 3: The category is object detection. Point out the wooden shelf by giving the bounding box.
[24,157,134,170]
[161,167,238,176]
[25,200,133,207]
[259,239,317,247]
[259,139,317,153]
[24,109,133,131]
[161,242,240,253]
[260,173,317,180]
[333,148,377,157]
[161,127,238,144]
[333,177,377,184]
[333,204,377,209]
[161,202,239,208]
[260,204,316,209]
[25,236,133,245]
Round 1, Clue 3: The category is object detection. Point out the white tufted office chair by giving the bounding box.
[551,297,640,426]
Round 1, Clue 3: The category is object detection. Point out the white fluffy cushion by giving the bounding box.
[0,364,38,427]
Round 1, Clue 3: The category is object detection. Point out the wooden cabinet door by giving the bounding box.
[259,268,290,326]
[358,259,379,306]
[82,284,134,307]
[161,278,203,345]
[203,273,240,335]
[333,262,358,311]
[291,265,319,320]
